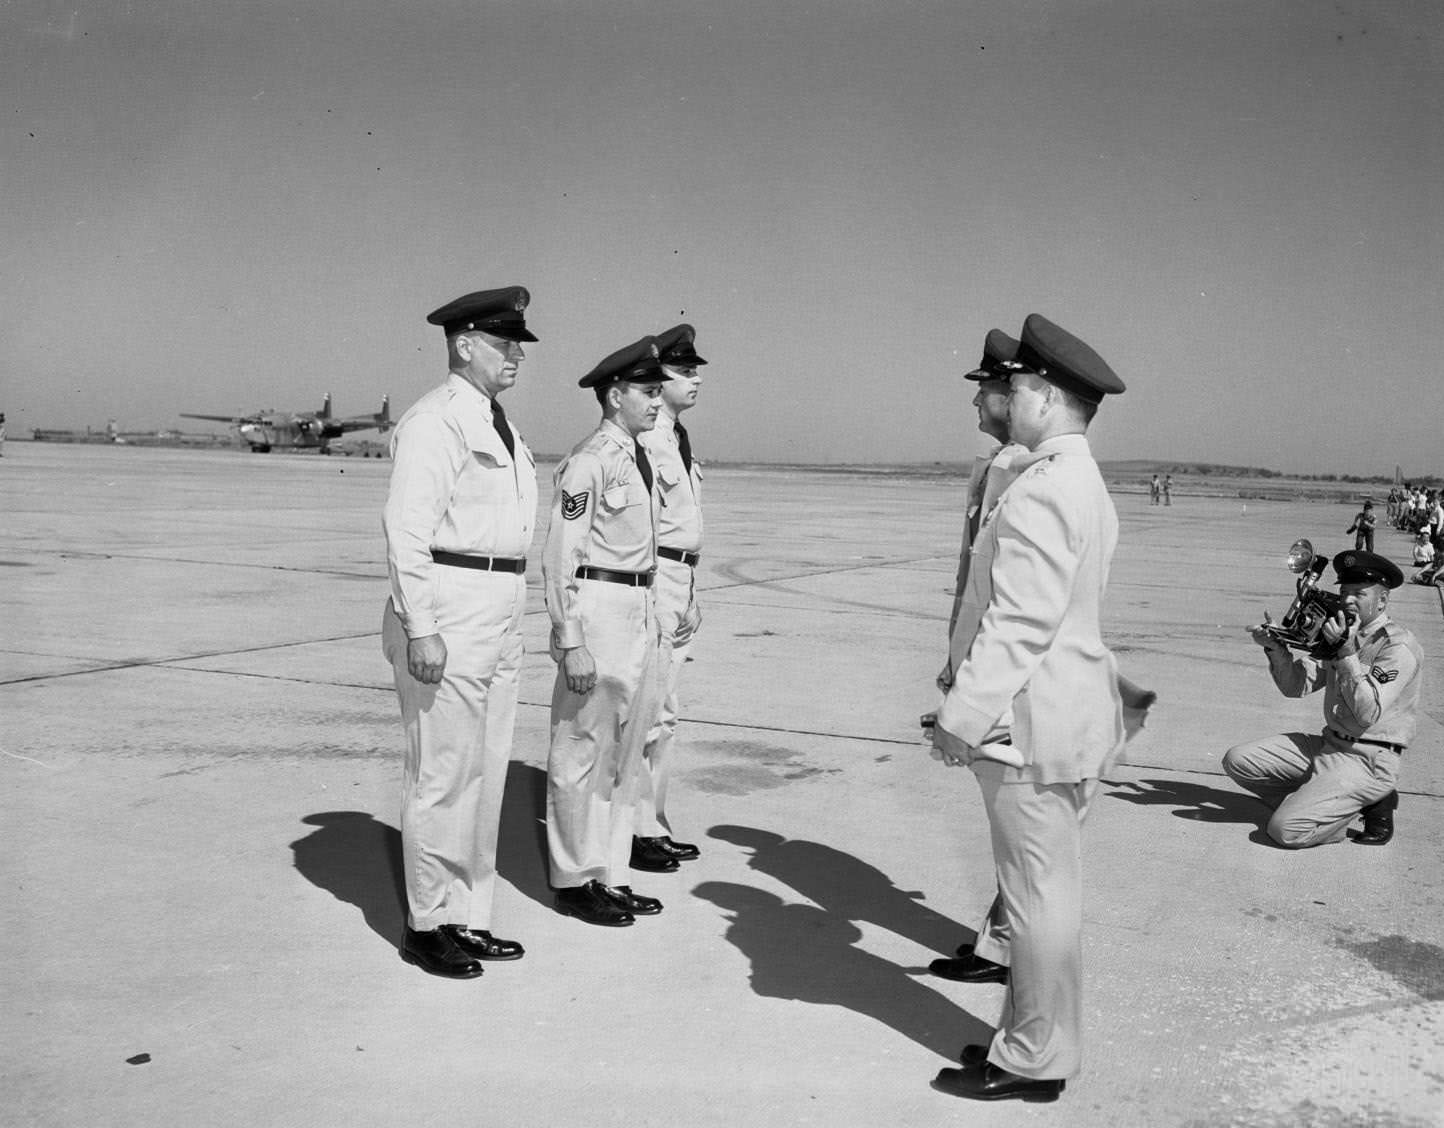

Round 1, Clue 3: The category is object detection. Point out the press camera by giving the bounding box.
[1261,538,1355,654]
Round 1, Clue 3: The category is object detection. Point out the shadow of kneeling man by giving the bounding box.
[693,880,991,1062]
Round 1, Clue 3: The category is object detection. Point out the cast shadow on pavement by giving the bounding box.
[693,880,992,1061]
[1104,777,1264,826]
[707,824,972,955]
[289,763,553,948]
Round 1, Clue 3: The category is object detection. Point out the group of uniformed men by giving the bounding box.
[381,286,707,979]
[378,287,1420,1105]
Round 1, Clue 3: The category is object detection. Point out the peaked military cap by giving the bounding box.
[964,328,1024,381]
[655,323,708,367]
[578,335,670,388]
[426,286,538,342]
[1332,550,1403,589]
[1014,314,1125,404]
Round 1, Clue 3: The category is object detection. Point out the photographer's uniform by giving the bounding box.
[1223,552,1419,848]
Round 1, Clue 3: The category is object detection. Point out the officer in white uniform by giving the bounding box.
[381,286,538,979]
[930,314,1127,1104]
[544,336,672,926]
[631,323,708,873]
[1225,550,1420,847]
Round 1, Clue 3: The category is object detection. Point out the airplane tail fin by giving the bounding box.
[321,393,333,420]
[376,395,391,430]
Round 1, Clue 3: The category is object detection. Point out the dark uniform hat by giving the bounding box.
[1015,313,1125,404]
[1332,550,1404,589]
[655,323,707,368]
[964,328,1024,382]
[578,335,671,388]
[426,286,538,342]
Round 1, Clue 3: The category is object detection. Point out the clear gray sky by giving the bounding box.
[3,0,1440,474]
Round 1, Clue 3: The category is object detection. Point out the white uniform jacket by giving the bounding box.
[382,373,536,638]
[939,434,1124,783]
[948,442,1026,638]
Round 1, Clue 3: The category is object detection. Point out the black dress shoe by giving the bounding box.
[1356,790,1398,845]
[554,880,635,926]
[958,1044,989,1066]
[656,835,700,861]
[603,884,663,915]
[438,925,525,961]
[932,1063,1064,1103]
[401,927,485,979]
[629,836,681,873]
[929,954,1009,983]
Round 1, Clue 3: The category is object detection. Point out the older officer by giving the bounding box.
[930,314,1126,1104]
[544,336,672,926]
[631,323,708,873]
[1225,551,1420,847]
[381,286,538,978]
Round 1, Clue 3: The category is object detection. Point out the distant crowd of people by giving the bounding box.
[1381,485,1444,585]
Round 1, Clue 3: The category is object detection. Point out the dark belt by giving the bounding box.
[431,550,527,573]
[577,566,653,588]
[658,546,701,567]
[1329,728,1404,753]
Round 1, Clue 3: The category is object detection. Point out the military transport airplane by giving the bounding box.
[182,394,391,453]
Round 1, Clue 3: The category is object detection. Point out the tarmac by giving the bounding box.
[3,441,1442,1128]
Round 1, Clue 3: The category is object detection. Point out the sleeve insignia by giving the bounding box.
[1371,665,1398,683]
[561,490,589,521]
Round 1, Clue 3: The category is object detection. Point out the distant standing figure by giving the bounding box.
[1345,501,1376,553]
[1162,474,1173,506]
[0,411,6,456]
[1149,474,1160,505]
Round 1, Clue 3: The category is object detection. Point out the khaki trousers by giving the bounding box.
[381,570,526,932]
[972,761,1095,1081]
[547,581,659,887]
[636,557,694,837]
[1222,730,1399,847]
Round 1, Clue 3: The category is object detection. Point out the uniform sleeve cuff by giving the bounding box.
[553,620,586,649]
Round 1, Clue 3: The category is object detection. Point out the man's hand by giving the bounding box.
[928,719,976,767]
[1249,611,1280,649]
[1320,610,1359,656]
[562,646,597,694]
[674,602,702,647]
[936,662,953,694]
[407,634,447,684]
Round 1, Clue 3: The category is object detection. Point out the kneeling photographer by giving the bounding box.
[1223,550,1421,848]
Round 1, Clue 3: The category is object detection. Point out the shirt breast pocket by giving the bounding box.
[456,448,514,507]
[601,484,639,513]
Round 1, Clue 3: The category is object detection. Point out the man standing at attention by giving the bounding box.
[631,323,709,873]
[544,336,672,926]
[930,314,1126,1103]
[381,286,538,979]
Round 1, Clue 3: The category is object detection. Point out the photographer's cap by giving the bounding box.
[579,335,670,388]
[1332,550,1403,589]
[964,329,1024,381]
[1015,313,1125,403]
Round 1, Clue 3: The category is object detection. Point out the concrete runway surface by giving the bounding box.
[3,442,1442,1128]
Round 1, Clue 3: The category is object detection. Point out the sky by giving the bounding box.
[3,0,1440,475]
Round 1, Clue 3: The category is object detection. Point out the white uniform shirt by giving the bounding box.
[639,405,703,553]
[382,373,537,638]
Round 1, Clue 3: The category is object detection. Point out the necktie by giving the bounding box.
[490,397,515,458]
[634,441,654,493]
[675,420,693,474]
[967,466,989,545]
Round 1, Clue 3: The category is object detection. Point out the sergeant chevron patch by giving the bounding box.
[1371,665,1398,683]
[562,490,589,520]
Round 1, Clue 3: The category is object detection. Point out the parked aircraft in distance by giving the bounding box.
[181,395,391,453]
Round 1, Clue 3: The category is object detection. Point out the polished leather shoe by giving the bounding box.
[604,884,663,916]
[655,835,701,861]
[401,927,485,979]
[438,925,525,961]
[554,880,635,926]
[629,836,681,873]
[1356,790,1398,845]
[932,1063,1064,1103]
[929,954,1009,984]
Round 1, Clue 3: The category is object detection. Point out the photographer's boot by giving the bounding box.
[1356,791,1398,846]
